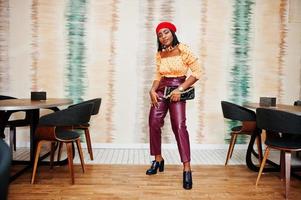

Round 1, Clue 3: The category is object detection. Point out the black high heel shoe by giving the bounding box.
[146,159,164,175]
[183,171,192,190]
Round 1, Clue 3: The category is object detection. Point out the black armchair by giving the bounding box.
[0,139,11,200]
[255,108,301,199]
[31,103,93,184]
[221,101,262,165]
[57,98,102,160]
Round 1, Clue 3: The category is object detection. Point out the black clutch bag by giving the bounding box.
[163,86,195,101]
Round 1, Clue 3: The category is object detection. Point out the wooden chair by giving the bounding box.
[31,103,93,184]
[57,98,101,161]
[255,108,301,199]
[221,101,262,165]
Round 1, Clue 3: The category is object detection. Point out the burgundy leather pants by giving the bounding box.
[149,76,191,163]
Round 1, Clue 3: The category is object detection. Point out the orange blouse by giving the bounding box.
[154,43,202,81]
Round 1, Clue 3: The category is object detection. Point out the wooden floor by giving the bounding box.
[8,164,301,200]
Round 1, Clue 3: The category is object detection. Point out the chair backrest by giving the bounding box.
[0,96,16,136]
[294,100,301,106]
[39,103,93,126]
[256,108,301,135]
[0,95,16,101]
[0,139,11,200]
[221,101,256,121]
[69,98,101,115]
[0,95,31,132]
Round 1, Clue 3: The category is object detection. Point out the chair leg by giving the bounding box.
[280,151,285,180]
[66,142,75,184]
[31,141,43,184]
[12,127,16,151]
[284,151,291,199]
[75,139,85,173]
[9,127,16,154]
[229,134,237,158]
[57,142,63,162]
[84,128,93,160]
[50,142,56,169]
[256,147,270,186]
[256,135,263,164]
[225,134,237,166]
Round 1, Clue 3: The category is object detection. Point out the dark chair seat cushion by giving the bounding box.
[266,133,301,149]
[55,130,80,141]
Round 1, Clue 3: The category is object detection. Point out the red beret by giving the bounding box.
[155,22,177,34]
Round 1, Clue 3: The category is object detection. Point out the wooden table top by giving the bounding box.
[0,98,73,111]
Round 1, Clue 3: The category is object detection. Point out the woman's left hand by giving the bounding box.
[170,89,181,102]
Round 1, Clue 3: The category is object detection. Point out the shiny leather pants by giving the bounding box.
[149,76,191,163]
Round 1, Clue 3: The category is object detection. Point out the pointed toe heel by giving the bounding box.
[183,171,192,190]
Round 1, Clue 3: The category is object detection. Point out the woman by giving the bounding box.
[146,21,202,190]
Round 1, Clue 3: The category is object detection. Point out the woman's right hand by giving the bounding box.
[149,89,159,108]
